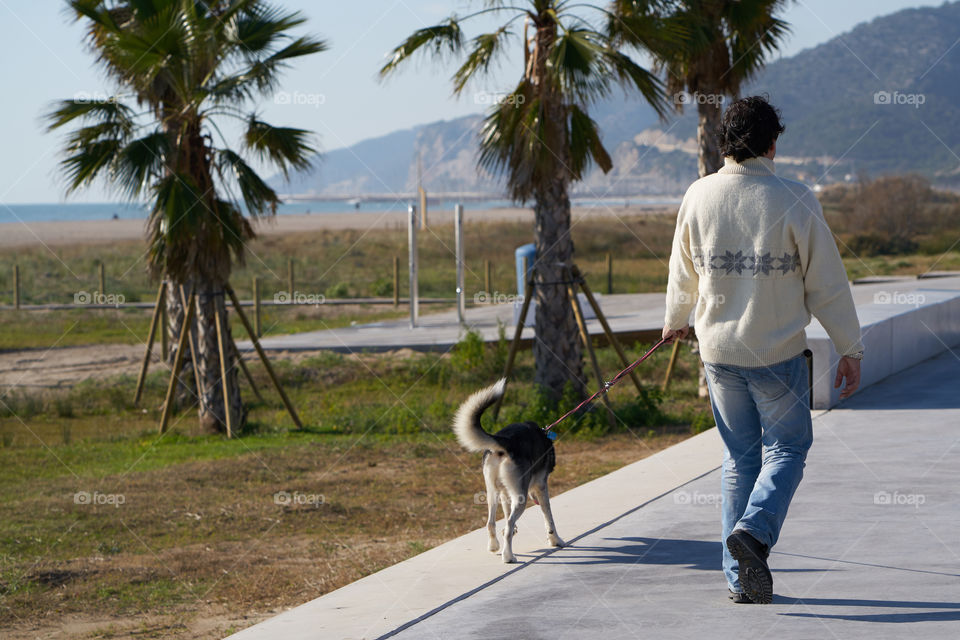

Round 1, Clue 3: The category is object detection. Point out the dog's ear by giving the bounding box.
[525,421,540,429]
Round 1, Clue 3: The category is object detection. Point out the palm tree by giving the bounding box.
[47,0,326,432]
[381,1,670,397]
[613,0,792,176]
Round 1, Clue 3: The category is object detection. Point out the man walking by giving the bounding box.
[662,96,863,604]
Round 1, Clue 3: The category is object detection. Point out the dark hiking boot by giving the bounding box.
[729,590,752,604]
[726,530,773,604]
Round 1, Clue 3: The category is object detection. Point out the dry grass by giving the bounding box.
[0,430,689,639]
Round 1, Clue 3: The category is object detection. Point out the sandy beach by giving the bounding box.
[0,204,676,249]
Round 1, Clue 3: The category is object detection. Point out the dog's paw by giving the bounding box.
[488,538,500,553]
[501,550,517,564]
[549,535,566,548]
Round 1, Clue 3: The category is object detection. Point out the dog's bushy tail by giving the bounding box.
[453,378,506,453]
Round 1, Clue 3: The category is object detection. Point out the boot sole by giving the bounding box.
[727,534,773,604]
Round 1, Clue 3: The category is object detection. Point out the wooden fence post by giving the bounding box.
[287,259,294,298]
[253,276,262,338]
[98,263,106,298]
[605,252,613,295]
[13,265,20,309]
[484,259,492,294]
[393,255,399,307]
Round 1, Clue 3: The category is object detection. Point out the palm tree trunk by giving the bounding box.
[533,181,584,399]
[695,96,723,398]
[696,99,723,178]
[194,284,245,434]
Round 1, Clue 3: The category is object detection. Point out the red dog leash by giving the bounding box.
[544,337,669,433]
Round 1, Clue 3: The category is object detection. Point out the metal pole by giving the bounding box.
[454,203,465,324]
[408,204,419,328]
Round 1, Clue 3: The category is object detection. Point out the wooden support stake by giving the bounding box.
[98,263,106,297]
[661,338,682,392]
[573,267,644,396]
[484,259,492,294]
[179,285,205,401]
[567,274,616,430]
[232,338,264,404]
[13,264,20,309]
[160,287,169,361]
[214,302,233,438]
[134,282,166,406]
[252,276,262,338]
[393,256,400,307]
[159,288,195,434]
[226,286,303,430]
[492,273,534,421]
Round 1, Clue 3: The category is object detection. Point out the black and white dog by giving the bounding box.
[453,379,565,563]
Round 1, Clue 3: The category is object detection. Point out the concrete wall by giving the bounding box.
[807,287,960,409]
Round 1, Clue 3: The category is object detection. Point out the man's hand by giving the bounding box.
[835,356,861,399]
[662,325,689,344]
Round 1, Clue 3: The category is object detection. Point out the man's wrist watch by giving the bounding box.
[844,351,864,360]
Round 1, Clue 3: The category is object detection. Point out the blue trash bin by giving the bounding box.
[515,243,536,298]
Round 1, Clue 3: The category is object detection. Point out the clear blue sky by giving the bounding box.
[0,0,944,203]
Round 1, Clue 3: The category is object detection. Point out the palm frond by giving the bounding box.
[379,20,464,78]
[244,117,315,179]
[568,104,611,177]
[217,148,280,216]
[452,26,513,94]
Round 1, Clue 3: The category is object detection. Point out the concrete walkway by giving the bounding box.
[242,275,960,353]
[389,351,960,640]
[231,347,960,640]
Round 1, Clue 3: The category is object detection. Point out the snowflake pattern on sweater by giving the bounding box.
[692,249,802,277]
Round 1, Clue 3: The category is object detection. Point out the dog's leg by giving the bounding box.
[501,492,526,563]
[534,476,565,548]
[482,462,500,553]
[498,490,516,534]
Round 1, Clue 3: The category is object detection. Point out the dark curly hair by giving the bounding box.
[717,95,785,163]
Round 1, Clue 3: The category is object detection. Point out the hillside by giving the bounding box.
[273,1,960,198]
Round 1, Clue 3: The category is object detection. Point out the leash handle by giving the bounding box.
[544,337,669,432]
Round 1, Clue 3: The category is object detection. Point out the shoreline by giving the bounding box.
[0,204,676,249]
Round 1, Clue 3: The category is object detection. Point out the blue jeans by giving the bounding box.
[703,353,813,592]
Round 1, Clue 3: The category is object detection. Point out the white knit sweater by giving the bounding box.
[665,156,863,367]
